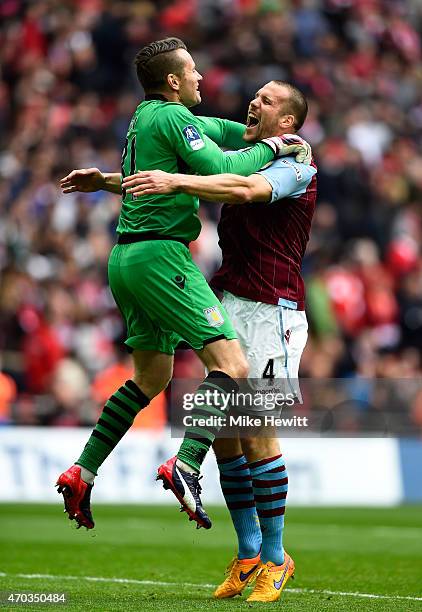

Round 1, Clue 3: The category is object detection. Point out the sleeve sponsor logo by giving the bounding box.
[203,306,225,327]
[183,125,205,151]
[281,159,302,181]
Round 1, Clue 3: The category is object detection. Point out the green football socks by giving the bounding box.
[76,380,150,475]
[177,371,239,472]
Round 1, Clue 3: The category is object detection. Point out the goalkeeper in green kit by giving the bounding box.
[57,38,310,530]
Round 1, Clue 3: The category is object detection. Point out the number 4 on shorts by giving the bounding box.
[262,358,275,379]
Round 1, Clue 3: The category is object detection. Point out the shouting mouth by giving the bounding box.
[246,112,260,128]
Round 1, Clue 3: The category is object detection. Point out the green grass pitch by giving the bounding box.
[0,504,421,611]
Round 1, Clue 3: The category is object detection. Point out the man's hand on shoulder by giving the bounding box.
[261,134,312,165]
[123,170,180,197]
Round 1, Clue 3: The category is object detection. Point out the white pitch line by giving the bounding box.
[1,571,422,602]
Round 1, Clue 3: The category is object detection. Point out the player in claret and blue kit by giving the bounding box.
[123,79,317,603]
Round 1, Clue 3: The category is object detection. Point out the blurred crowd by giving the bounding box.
[1,0,421,431]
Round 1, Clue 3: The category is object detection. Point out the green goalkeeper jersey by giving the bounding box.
[118,97,274,242]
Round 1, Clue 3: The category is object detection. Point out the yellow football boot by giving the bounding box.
[246,552,295,602]
[213,554,261,599]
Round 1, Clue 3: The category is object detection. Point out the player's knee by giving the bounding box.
[241,436,261,459]
[241,435,280,463]
[133,372,170,400]
[234,358,249,379]
[221,356,249,380]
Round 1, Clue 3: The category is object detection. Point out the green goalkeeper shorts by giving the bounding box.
[108,240,237,354]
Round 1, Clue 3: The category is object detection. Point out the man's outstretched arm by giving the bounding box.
[122,170,272,204]
[160,105,311,177]
[60,168,122,194]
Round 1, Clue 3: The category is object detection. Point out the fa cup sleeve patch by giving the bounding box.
[183,125,205,150]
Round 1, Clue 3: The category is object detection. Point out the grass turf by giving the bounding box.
[0,504,421,611]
